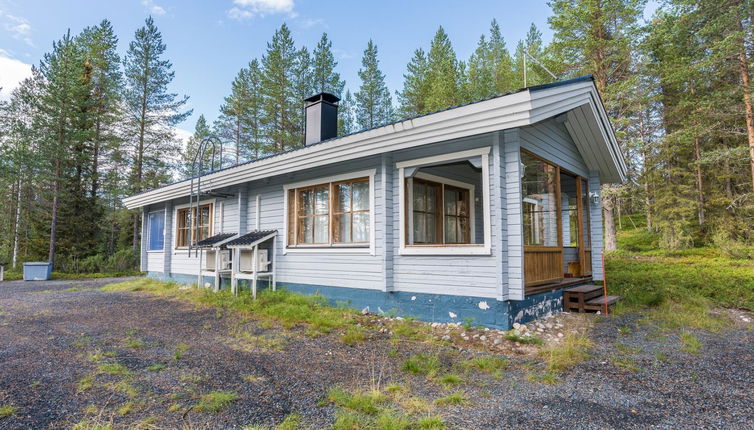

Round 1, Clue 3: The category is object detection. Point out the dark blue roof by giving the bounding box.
[225,230,277,247]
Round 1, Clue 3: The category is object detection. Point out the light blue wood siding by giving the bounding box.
[392,134,500,299]
[503,129,524,300]
[520,118,588,177]
[146,119,602,302]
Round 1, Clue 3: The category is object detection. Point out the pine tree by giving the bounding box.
[337,89,356,135]
[292,46,313,146]
[487,19,516,93]
[512,23,553,88]
[312,33,345,96]
[123,16,191,252]
[397,48,430,117]
[424,26,463,111]
[355,40,392,129]
[78,20,123,200]
[467,35,494,100]
[34,31,95,267]
[260,24,298,153]
[180,114,212,178]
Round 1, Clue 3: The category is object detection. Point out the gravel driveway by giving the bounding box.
[0,278,752,429]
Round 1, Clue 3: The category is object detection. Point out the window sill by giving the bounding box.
[284,245,373,255]
[146,250,164,253]
[399,246,491,256]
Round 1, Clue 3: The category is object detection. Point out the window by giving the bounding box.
[407,178,471,245]
[286,176,371,247]
[148,211,165,251]
[580,178,591,248]
[397,147,491,256]
[560,172,579,247]
[521,152,558,247]
[176,204,213,248]
[334,179,370,243]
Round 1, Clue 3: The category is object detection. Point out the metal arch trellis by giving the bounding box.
[187,136,224,258]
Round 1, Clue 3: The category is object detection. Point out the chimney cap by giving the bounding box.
[305,92,340,105]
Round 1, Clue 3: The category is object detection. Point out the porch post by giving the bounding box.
[588,171,604,281]
[251,245,259,299]
[270,237,277,291]
[213,248,220,292]
[231,248,239,295]
[197,249,202,288]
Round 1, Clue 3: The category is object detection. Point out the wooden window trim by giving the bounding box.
[332,178,370,245]
[175,203,213,249]
[406,177,472,246]
[287,176,371,248]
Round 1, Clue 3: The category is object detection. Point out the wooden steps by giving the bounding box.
[564,284,622,313]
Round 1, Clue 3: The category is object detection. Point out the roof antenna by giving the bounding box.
[524,43,558,86]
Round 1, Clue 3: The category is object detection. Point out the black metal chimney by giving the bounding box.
[304,92,339,145]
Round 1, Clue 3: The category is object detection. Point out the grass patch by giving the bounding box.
[173,343,189,360]
[437,373,462,386]
[417,416,445,429]
[194,391,239,413]
[541,333,593,372]
[526,371,559,384]
[611,356,640,372]
[680,331,702,354]
[276,413,303,430]
[391,318,431,341]
[341,326,367,345]
[326,387,387,415]
[609,223,754,312]
[0,404,18,418]
[77,374,95,392]
[123,337,145,348]
[70,418,114,430]
[401,354,441,378]
[434,391,468,406]
[147,363,166,372]
[96,362,131,377]
[117,401,135,415]
[103,278,362,336]
[505,332,544,345]
[462,356,508,373]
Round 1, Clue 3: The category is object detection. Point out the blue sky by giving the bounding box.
[0,0,657,137]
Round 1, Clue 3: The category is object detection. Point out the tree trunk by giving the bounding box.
[737,19,754,193]
[12,181,22,269]
[693,136,705,227]
[91,116,101,198]
[603,192,618,252]
[49,159,61,268]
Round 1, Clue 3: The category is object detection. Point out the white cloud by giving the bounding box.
[227,0,294,20]
[0,9,33,46]
[0,52,33,101]
[295,17,325,30]
[141,0,166,16]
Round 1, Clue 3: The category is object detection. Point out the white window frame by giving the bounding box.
[283,169,376,255]
[146,208,167,253]
[398,147,491,256]
[406,172,476,245]
[173,199,216,250]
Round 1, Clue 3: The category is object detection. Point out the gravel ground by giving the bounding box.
[0,278,752,429]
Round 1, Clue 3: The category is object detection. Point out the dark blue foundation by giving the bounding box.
[147,271,570,330]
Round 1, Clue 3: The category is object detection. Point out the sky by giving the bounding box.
[0,0,658,139]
